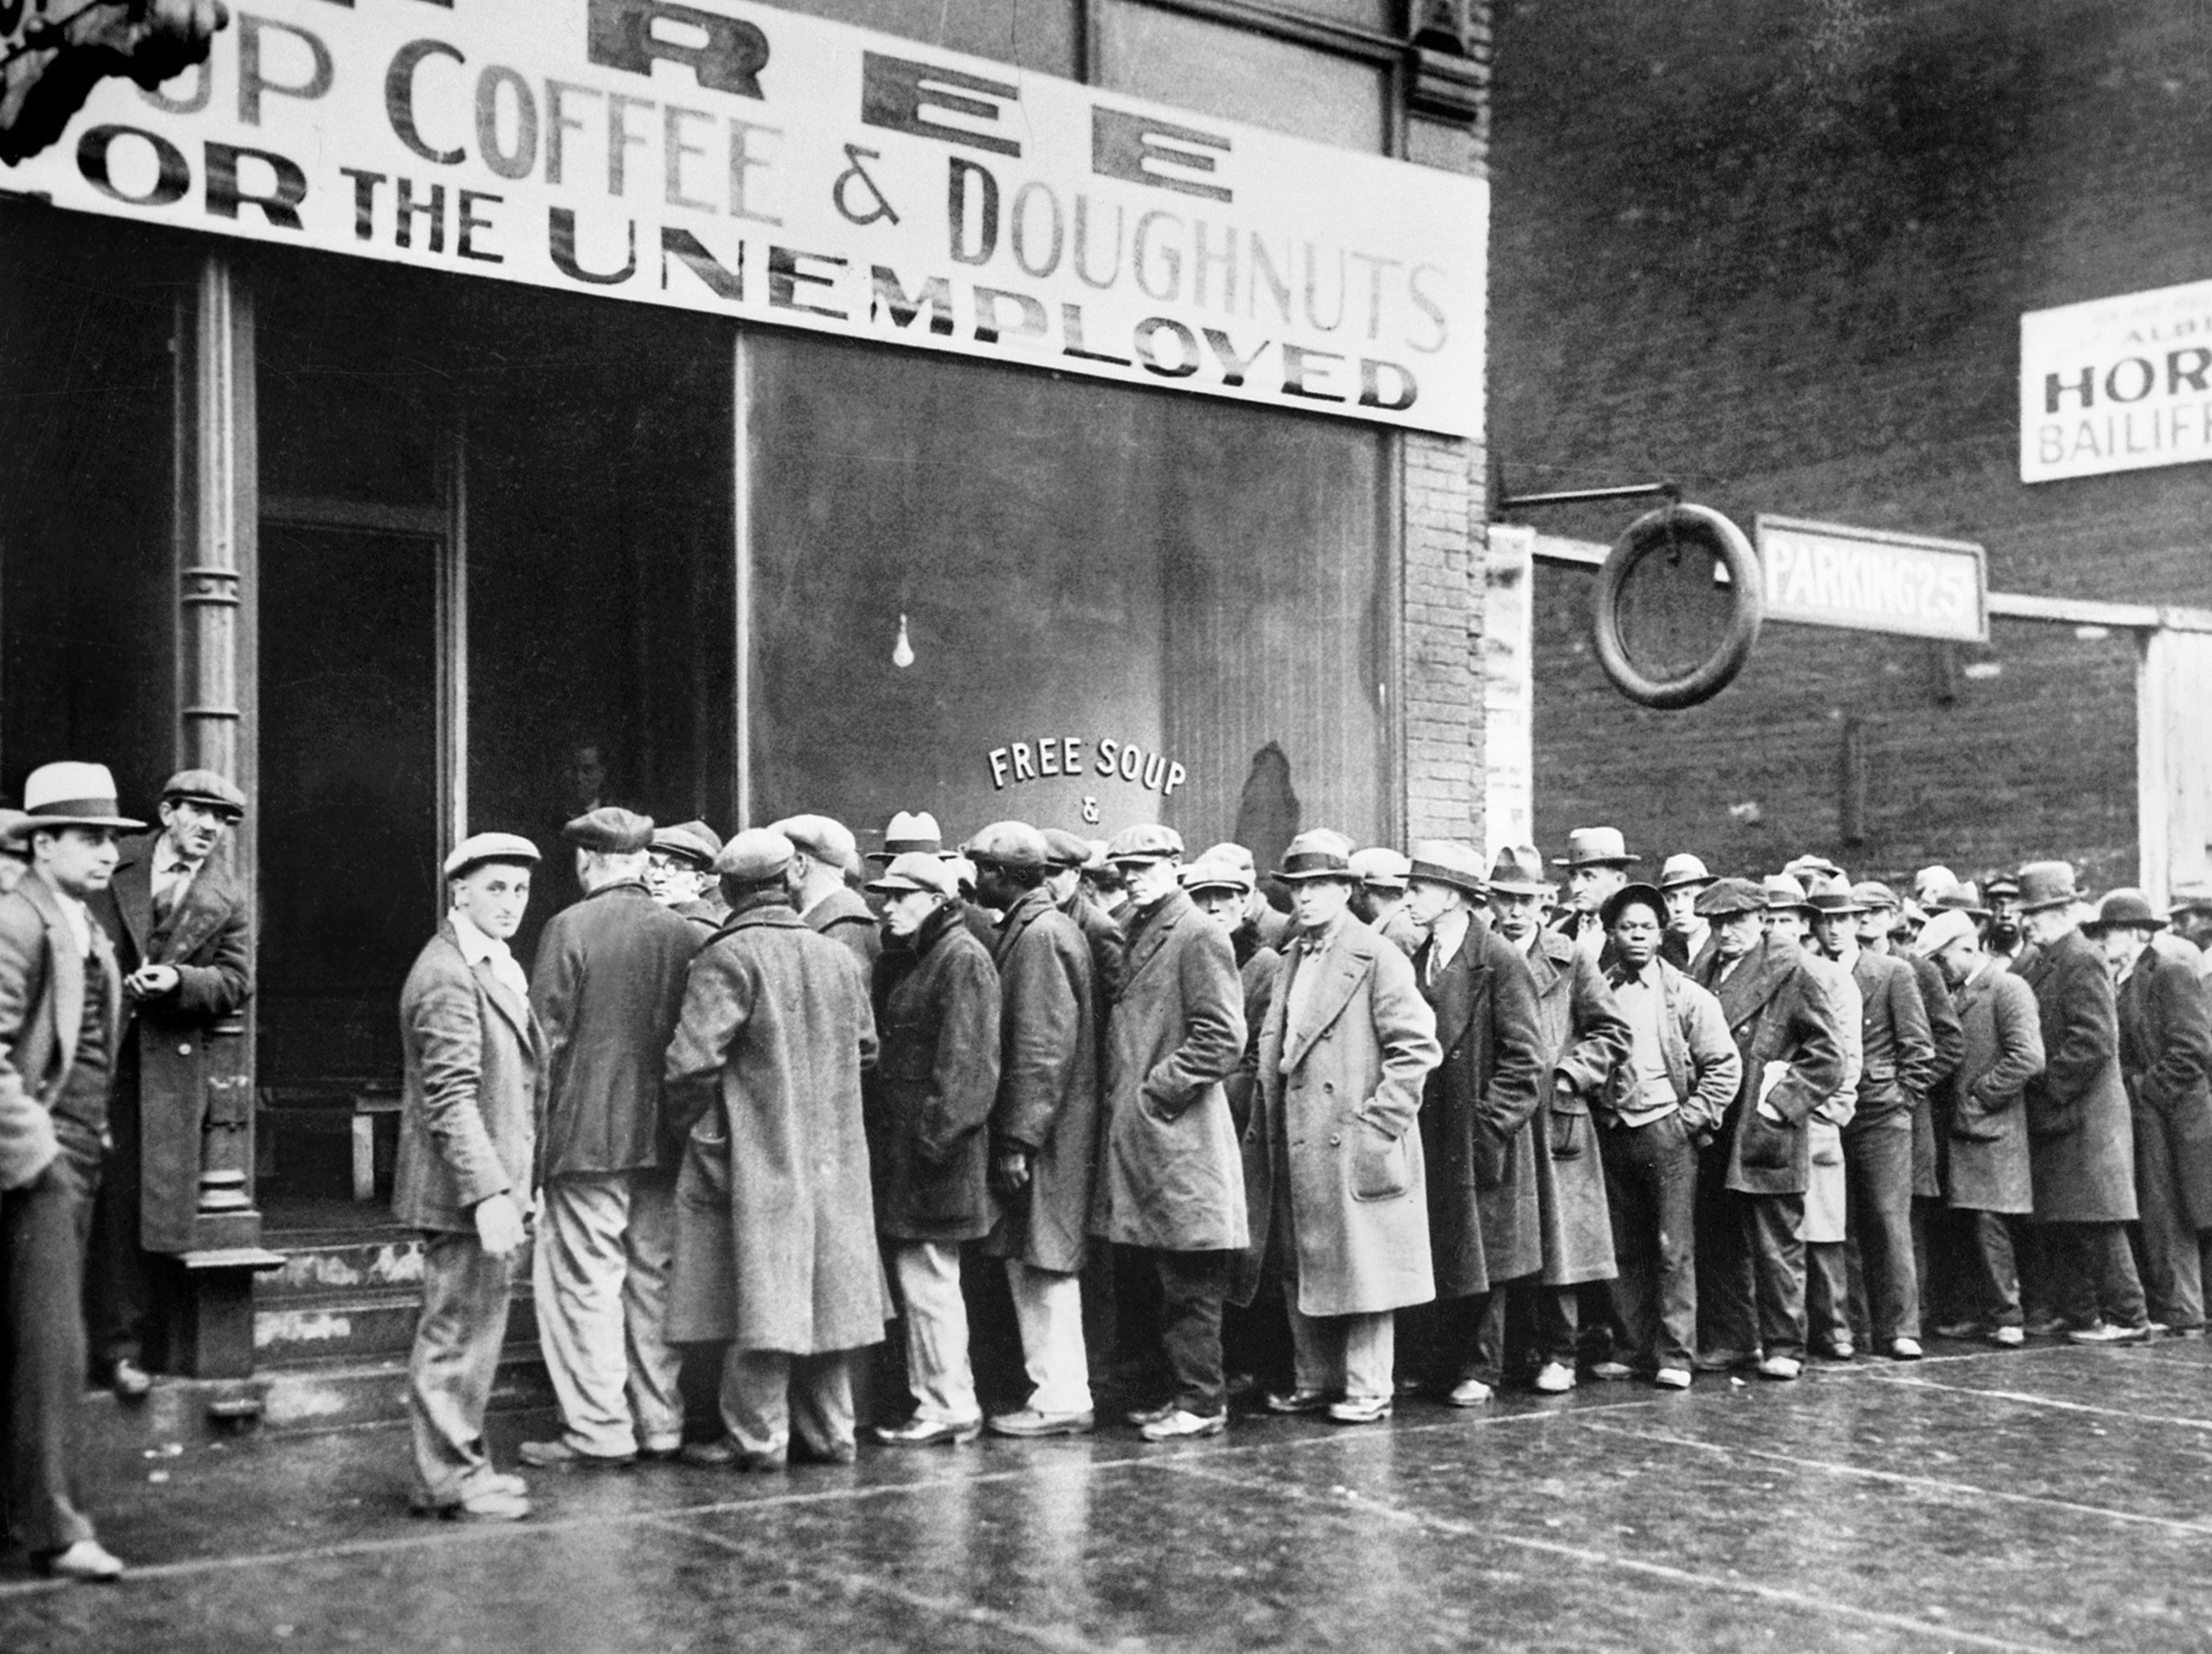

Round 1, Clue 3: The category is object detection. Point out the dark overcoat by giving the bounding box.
[2118,940,2212,1229]
[1225,943,1282,1132]
[869,905,1000,1245]
[1694,937,1848,1198]
[664,900,887,1354]
[1062,889,1125,1010]
[529,880,702,1178]
[1906,950,1963,1198]
[1237,917,1440,1315]
[1091,890,1248,1252]
[806,885,883,970]
[1413,916,1545,1297]
[1845,948,1935,1135]
[392,921,546,1234]
[1947,959,2044,1214]
[96,844,252,1253]
[2018,927,2138,1224]
[0,872,124,1192]
[1525,931,1631,1286]
[982,889,1098,1272]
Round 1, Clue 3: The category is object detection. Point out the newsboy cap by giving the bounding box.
[2083,888,2166,934]
[651,820,723,870]
[564,806,654,853]
[1658,853,1715,892]
[1914,909,1979,959]
[1041,828,1093,870]
[1409,841,1487,895]
[161,768,247,821]
[21,761,144,832]
[1852,881,1900,913]
[967,820,1051,870]
[1180,858,1253,896]
[1106,824,1184,865]
[867,850,958,897]
[1553,827,1638,869]
[445,831,540,879]
[715,828,795,884]
[771,813,857,869]
[1697,877,1766,918]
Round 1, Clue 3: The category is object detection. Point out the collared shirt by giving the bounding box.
[1609,959,1678,1123]
[53,887,92,959]
[151,837,202,917]
[1425,909,1471,986]
[449,908,531,1003]
[1283,914,1346,1059]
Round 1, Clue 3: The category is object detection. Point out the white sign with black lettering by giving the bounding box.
[2022,278,2212,482]
[1,0,1486,437]
[1756,516,1988,644]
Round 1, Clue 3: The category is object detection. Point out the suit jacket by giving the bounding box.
[2017,927,2137,1223]
[1948,959,2044,1214]
[982,888,1099,1272]
[1525,931,1630,1285]
[1847,948,1935,1131]
[0,872,124,1191]
[94,840,253,1251]
[1695,937,1848,1197]
[2118,940,2212,1229]
[1598,957,1741,1136]
[392,920,548,1233]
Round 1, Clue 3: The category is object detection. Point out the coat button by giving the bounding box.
[1328,1133,1341,1146]
[1323,1082,1335,1093]
[178,1042,192,1056]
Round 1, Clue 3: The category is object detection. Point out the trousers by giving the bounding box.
[1004,1260,1091,1416]
[4,1147,100,1555]
[1287,1306,1394,1402]
[1843,1121,1920,1344]
[892,1242,979,1425]
[2046,1220,2148,1331]
[1806,1241,1851,1352]
[408,1228,517,1504]
[2133,1104,2212,1331]
[1601,1111,1699,1373]
[1701,1183,1807,1363]
[1147,1247,1231,1416]
[534,1171,685,1456]
[1948,1207,2024,1328]
[718,1347,856,1461]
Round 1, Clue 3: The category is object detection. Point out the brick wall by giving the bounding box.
[1491,0,2212,888]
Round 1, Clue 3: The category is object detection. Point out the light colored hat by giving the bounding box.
[651,820,723,870]
[1658,852,1715,892]
[1409,841,1487,895]
[1785,853,1845,885]
[867,849,958,897]
[2014,861,2081,913]
[1484,845,1549,896]
[161,768,247,821]
[2171,881,2212,916]
[1349,848,1412,891]
[966,821,1051,870]
[1276,828,1358,883]
[1913,865,1960,902]
[1761,873,1814,914]
[0,809,30,856]
[1106,824,1184,865]
[1931,881,1989,919]
[21,761,144,832]
[714,827,796,883]
[1851,881,1900,912]
[1180,858,1253,896]
[1553,827,1638,869]
[867,810,943,864]
[444,831,540,879]
[1202,842,1258,878]
[1915,908,1979,959]
[1805,875,1866,915]
[771,813,857,868]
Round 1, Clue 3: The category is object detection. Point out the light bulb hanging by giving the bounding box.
[891,613,915,669]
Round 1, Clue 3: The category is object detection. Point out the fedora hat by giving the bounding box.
[1600,882,1668,931]
[1785,853,1845,885]
[1409,840,1488,895]
[1658,852,1715,892]
[2171,880,2212,917]
[1761,873,1814,914]
[1276,828,1358,884]
[1930,881,1989,919]
[1553,827,1638,870]
[2014,861,2081,913]
[1349,847,1411,892]
[1484,845,1549,896]
[1804,874,1866,915]
[20,761,144,832]
[2083,888,2165,934]
[867,810,943,865]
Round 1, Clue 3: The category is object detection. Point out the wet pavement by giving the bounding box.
[7,1337,2212,1653]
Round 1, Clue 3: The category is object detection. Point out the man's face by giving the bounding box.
[1764,909,1807,945]
[2097,924,2153,969]
[453,862,532,939]
[1855,909,1891,948]
[159,798,229,864]
[973,860,1025,912]
[1489,887,1544,946]
[563,741,608,805]
[1567,864,1626,914]
[1292,877,1355,931]
[1935,937,1979,989]
[1120,857,1180,908]
[1193,886,1243,937]
[1610,900,1664,970]
[1810,909,1855,960]
[1406,878,1457,928]
[1665,884,1706,932]
[1715,909,1765,962]
[882,887,942,937]
[2020,903,2074,947]
[1046,865,1080,904]
[1364,884,1404,919]
[37,827,120,898]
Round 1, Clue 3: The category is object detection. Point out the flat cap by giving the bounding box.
[1106,824,1184,864]
[651,820,723,870]
[1349,848,1412,891]
[1410,840,1487,895]
[2171,881,2212,915]
[162,768,247,820]
[1658,852,1715,891]
[1697,877,1766,918]
[771,813,857,868]
[967,820,1051,869]
[445,832,539,879]
[1180,857,1253,895]
[867,850,958,897]
[1915,909,1979,959]
[1041,828,1092,870]
[564,806,655,853]
[715,827,795,883]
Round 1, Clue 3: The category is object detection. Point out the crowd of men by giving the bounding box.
[7,761,2212,1568]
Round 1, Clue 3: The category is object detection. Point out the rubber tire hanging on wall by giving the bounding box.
[1590,502,1763,710]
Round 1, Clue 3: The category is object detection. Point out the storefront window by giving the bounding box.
[1096,2,1391,152]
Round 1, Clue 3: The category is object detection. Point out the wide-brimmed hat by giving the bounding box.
[2083,888,2166,934]
[1484,845,1549,896]
[2014,861,2081,913]
[1553,827,1638,870]
[1851,881,1900,913]
[1930,881,1989,919]
[20,761,145,833]
[2171,881,2212,917]
[651,820,723,870]
[1697,877,1765,918]
[160,767,247,822]
[1600,882,1668,931]
[1915,909,1979,959]
[1785,853,1845,885]
[1409,841,1487,895]
[1761,873,1815,915]
[1349,847,1411,892]
[866,810,944,865]
[1805,875,1867,916]
[867,849,958,897]
[1277,828,1358,884]
[1658,852,1715,892]
[445,831,539,879]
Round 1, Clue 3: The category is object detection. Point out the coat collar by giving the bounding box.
[1524,928,1573,993]
[438,917,535,1047]
[1278,917,1375,1071]
[1708,937,1793,1025]
[1416,913,1491,1055]
[995,885,1057,965]
[1124,889,1197,984]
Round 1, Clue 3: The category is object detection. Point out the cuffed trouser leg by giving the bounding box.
[2134,1106,2206,1331]
[1843,1122,1921,1343]
[1285,1302,1394,1402]
[624,1176,686,1450]
[409,1229,515,1504]
[1152,1248,1230,1417]
[719,1348,857,1461]
[1003,1259,1092,1416]
[1954,1208,2023,1327]
[534,1174,637,1458]
[1743,1192,1807,1363]
[5,1149,100,1555]
[892,1242,978,1425]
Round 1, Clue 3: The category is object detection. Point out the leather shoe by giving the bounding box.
[1653,1367,1692,1391]
[409,1489,531,1522]
[1445,1378,1494,1407]
[869,1416,983,1447]
[988,1407,1094,1438]
[1263,1387,1331,1415]
[35,1540,124,1581]
[2068,1320,2152,1345]
[679,1437,787,1472]
[108,1359,153,1401]
[1532,1360,1576,1394]
[1757,1355,1802,1380]
[2023,1312,2069,1337]
[1124,1400,1177,1427]
[1694,1348,1756,1373]
[1325,1396,1391,1425]
[1888,1337,1923,1361]
[518,1439,634,1469]
[1138,1408,1226,1442]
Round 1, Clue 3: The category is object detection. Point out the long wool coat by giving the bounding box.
[1798,954,1859,1244]
[1237,916,1440,1316]
[1906,950,1964,1198]
[530,880,702,1178]
[1524,931,1631,1285]
[1694,937,1848,1198]
[392,921,547,1235]
[869,905,1000,1245]
[1947,958,2045,1215]
[2118,940,2212,1229]
[982,889,1098,1273]
[1413,915,1545,1298]
[1091,890,1249,1253]
[806,885,883,971]
[2017,928,2138,1224]
[664,900,888,1355]
[95,843,252,1252]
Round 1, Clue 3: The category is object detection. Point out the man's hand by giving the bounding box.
[993,1148,1032,1195]
[1756,1098,1786,1126]
[473,1193,528,1258]
[125,964,181,999]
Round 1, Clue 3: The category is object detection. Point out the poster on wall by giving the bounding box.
[2022,277,2212,482]
[1,0,1487,438]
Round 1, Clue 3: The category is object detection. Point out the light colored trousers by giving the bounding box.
[719,1348,856,1461]
[1288,1303,1394,1403]
[409,1229,516,1503]
[1004,1258,1093,1416]
[893,1241,980,1425]
[534,1172,685,1457]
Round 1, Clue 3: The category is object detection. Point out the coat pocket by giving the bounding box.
[1469,1121,1510,1190]
[1548,1092,1588,1161]
[909,1137,981,1223]
[1738,1110,1797,1171]
[1351,1123,1411,1202]
[1951,1103,2005,1144]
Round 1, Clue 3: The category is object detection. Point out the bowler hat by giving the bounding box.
[1805,875,1866,915]
[1697,877,1765,918]
[1658,852,1715,892]
[1553,827,1638,870]
[1041,828,1091,870]
[1484,845,1549,897]
[1106,824,1183,865]
[967,820,1051,870]
[1408,841,1487,895]
[715,828,795,884]
[771,813,857,869]
[651,821,722,870]
[1915,909,1979,959]
[1600,882,1668,931]
[1180,858,1253,896]
[1761,873,1814,914]
[2014,861,2081,913]
[161,767,247,821]
[2083,888,2165,934]
[20,761,144,832]
[1276,829,1358,884]
[2171,881,2212,916]
[1349,848,1411,892]
[868,810,943,865]
[564,806,655,853]
[445,831,539,879]
[867,850,958,897]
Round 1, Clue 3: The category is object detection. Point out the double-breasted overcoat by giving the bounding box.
[2016,929,2138,1224]
[982,888,1098,1273]
[1694,937,1848,1198]
[1947,958,2045,1214]
[1524,931,1631,1285]
[869,904,1000,1245]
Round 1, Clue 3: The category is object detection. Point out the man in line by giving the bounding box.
[969,823,1100,1437]
[1551,827,1639,962]
[1775,876,1860,1362]
[0,762,141,1579]
[647,820,725,931]
[865,851,1000,1446]
[1207,841,1295,955]
[2167,886,2212,985]
[1692,878,1848,1380]
[2092,889,2212,1336]
[86,768,252,1399]
[1919,909,2044,1344]
[1239,830,1440,1424]
[1404,841,1544,1404]
[2013,862,2153,1343]
[1091,826,1247,1442]
[1658,854,1717,973]
[520,808,702,1470]
[1487,846,1630,1393]
[1351,848,1421,957]
[665,830,887,1470]
[775,814,878,968]
[1046,828,1125,1007]
[1593,883,1740,1389]
[394,832,546,1523]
